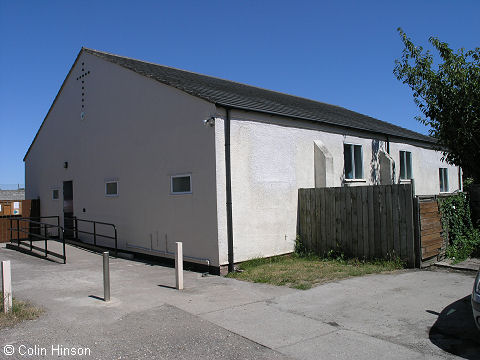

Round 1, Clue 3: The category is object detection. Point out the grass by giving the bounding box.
[0,292,43,329]
[227,254,405,290]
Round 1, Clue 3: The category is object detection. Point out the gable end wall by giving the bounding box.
[25,52,221,266]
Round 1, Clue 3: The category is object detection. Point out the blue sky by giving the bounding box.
[1,0,479,185]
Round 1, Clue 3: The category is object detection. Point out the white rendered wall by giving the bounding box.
[25,52,220,266]
[215,109,460,265]
[388,142,461,195]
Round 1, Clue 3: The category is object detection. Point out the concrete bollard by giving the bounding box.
[103,252,110,302]
[1,260,12,314]
[175,242,183,290]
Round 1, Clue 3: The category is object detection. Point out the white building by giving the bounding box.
[24,48,461,273]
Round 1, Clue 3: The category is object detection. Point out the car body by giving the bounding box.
[472,269,480,330]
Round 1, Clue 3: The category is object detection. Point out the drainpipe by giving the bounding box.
[386,136,390,154]
[224,108,234,273]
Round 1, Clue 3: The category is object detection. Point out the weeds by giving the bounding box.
[227,254,405,290]
[0,292,43,329]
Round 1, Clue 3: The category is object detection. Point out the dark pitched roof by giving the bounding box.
[85,48,435,144]
[84,48,435,144]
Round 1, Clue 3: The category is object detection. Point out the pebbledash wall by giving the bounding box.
[214,109,461,265]
[25,50,461,270]
[25,52,221,267]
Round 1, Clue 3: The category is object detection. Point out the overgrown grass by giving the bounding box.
[0,292,43,329]
[227,254,405,290]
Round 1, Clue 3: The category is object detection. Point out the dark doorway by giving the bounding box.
[63,181,74,238]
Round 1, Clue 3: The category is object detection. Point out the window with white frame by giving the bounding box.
[344,144,363,179]
[399,151,413,180]
[439,168,449,193]
[52,189,59,200]
[171,174,192,194]
[105,181,119,196]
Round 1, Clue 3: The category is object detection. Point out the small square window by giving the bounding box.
[344,144,363,179]
[52,189,59,200]
[400,151,413,180]
[439,168,449,193]
[105,181,118,196]
[171,175,192,194]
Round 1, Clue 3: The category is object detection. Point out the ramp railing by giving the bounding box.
[8,217,66,263]
[65,217,117,256]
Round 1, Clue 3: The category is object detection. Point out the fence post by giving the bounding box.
[413,196,421,268]
[175,242,183,290]
[9,218,12,243]
[1,261,12,314]
[103,252,110,302]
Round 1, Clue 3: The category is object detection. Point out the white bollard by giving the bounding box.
[175,242,183,290]
[1,261,12,314]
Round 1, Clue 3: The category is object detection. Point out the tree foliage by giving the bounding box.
[394,28,480,181]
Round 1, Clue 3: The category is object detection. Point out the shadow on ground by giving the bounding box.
[429,295,480,359]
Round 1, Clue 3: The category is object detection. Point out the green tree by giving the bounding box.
[394,28,480,181]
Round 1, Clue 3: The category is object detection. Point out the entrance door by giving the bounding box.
[63,181,74,238]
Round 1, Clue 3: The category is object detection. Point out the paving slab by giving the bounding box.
[278,329,439,360]
[1,303,292,360]
[201,301,337,349]
[269,269,478,359]
[1,243,479,360]
[0,243,293,360]
[436,257,480,272]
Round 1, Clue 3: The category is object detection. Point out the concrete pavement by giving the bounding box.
[0,242,478,359]
[436,257,480,272]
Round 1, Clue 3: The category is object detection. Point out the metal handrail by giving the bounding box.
[65,217,117,255]
[9,217,66,263]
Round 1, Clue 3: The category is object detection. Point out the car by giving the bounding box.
[473,269,480,330]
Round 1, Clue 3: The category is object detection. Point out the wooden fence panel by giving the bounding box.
[298,184,416,267]
[418,199,443,261]
[367,186,375,258]
[0,200,40,243]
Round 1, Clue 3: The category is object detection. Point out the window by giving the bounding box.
[105,181,118,196]
[399,151,413,180]
[52,189,59,200]
[439,168,449,193]
[171,175,192,194]
[344,144,363,179]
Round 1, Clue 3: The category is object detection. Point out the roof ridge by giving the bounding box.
[82,47,434,144]
[83,48,363,112]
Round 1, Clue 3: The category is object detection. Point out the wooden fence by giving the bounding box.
[298,184,416,267]
[416,197,445,265]
[0,200,40,243]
